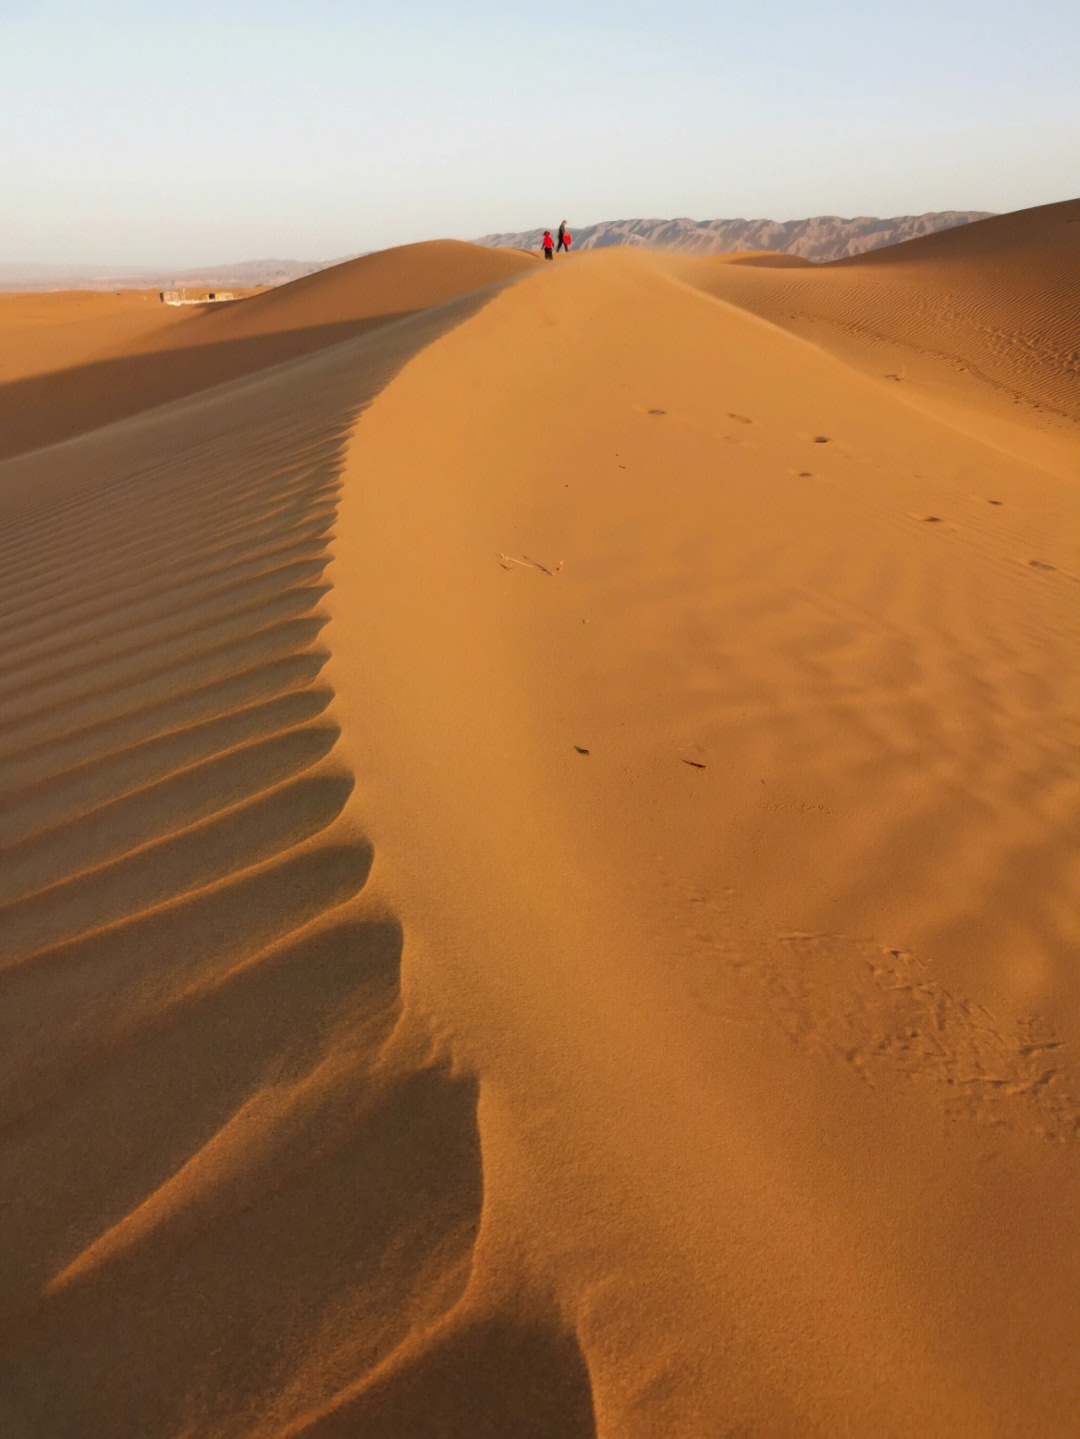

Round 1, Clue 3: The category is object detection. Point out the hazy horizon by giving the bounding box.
[3,0,1077,269]
[0,209,997,283]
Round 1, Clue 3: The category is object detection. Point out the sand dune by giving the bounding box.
[669,198,1080,473]
[2,211,1080,1435]
[0,241,537,461]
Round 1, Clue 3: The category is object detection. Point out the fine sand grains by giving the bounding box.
[323,226,1080,1436]
[3,212,1080,1436]
[1,252,593,1438]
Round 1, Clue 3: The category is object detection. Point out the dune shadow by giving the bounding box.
[294,1312,598,1439]
[0,687,335,843]
[0,315,407,462]
[0,770,356,958]
[1,916,403,1305]
[0,275,522,464]
[0,722,340,893]
[0,257,532,1439]
[0,651,333,790]
[0,839,375,1128]
[1,1061,485,1439]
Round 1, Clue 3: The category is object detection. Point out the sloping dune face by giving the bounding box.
[669,198,1080,466]
[0,246,592,1438]
[322,219,1080,1434]
[3,210,1080,1437]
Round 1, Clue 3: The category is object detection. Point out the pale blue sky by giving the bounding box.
[2,0,1077,266]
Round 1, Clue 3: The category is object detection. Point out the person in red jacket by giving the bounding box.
[557,220,571,252]
[542,230,554,260]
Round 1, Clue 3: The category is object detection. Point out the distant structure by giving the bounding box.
[159,289,235,306]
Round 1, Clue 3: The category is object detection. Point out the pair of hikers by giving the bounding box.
[542,221,572,259]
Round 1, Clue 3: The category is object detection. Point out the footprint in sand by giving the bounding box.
[648,408,667,416]
[727,413,753,424]
[754,935,1080,1142]
[1028,558,1056,571]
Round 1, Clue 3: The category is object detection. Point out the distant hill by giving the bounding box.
[0,258,344,292]
[478,213,995,262]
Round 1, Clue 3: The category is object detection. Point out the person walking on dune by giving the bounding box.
[557,220,571,253]
[542,229,554,260]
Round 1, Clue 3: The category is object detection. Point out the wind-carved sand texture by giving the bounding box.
[1,245,593,1437]
[2,205,1080,1435]
[743,933,1079,1141]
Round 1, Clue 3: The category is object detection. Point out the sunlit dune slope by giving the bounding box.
[3,210,1080,1438]
[323,239,1080,1435]
[668,197,1080,460]
[0,240,536,461]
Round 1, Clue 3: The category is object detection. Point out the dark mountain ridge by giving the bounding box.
[478,212,994,262]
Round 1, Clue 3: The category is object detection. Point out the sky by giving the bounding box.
[2,0,1078,268]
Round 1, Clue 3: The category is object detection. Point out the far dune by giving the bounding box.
[714,250,816,266]
[668,197,1080,472]
[0,241,537,462]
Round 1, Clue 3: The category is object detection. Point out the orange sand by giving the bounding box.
[2,206,1080,1436]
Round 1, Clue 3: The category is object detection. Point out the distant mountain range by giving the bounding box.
[478,212,995,261]
[1,214,996,290]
